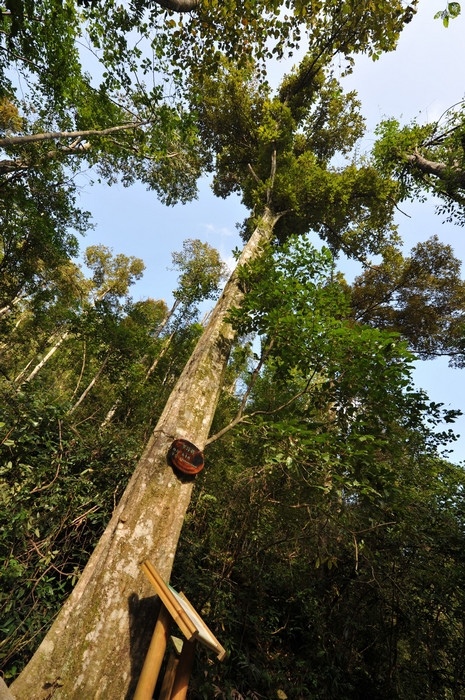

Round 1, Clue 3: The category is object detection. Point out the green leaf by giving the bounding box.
[448,2,461,17]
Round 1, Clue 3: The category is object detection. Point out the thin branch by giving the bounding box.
[239,337,275,413]
[67,351,111,416]
[71,504,101,528]
[393,201,411,218]
[30,460,61,494]
[247,162,262,185]
[206,375,314,445]
[0,43,39,69]
[353,533,359,571]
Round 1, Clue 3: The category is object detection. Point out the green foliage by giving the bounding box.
[350,236,465,365]
[171,241,465,698]
[0,0,419,212]
[0,164,88,309]
[170,238,229,306]
[373,118,436,199]
[84,245,145,303]
[435,2,461,27]
[175,439,465,699]
[196,62,398,258]
[163,0,418,77]
[1,0,462,693]
[0,238,211,678]
[0,391,140,677]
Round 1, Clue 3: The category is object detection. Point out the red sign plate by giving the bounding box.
[168,439,204,475]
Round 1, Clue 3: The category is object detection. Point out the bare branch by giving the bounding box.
[0,122,147,149]
[206,379,313,445]
[247,162,262,185]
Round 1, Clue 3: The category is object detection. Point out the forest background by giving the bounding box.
[2,0,465,699]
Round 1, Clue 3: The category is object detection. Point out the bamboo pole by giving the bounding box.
[133,604,171,700]
[141,561,197,641]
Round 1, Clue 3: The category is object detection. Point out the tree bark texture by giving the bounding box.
[406,150,465,187]
[10,207,278,700]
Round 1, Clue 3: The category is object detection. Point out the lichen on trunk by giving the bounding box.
[11,207,279,700]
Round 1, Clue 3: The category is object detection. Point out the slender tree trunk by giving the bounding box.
[153,300,180,340]
[67,352,111,416]
[13,356,35,384]
[0,294,22,317]
[11,207,278,700]
[145,331,176,380]
[15,330,69,385]
[100,398,121,430]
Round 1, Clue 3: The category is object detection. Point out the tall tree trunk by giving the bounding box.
[11,207,278,700]
[152,299,180,340]
[15,330,69,385]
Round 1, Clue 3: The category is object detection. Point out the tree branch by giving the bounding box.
[206,378,313,445]
[247,162,262,185]
[405,149,465,191]
[153,0,199,11]
[267,145,277,205]
[406,150,448,179]
[0,122,147,148]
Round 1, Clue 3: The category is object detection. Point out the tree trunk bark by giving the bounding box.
[10,207,278,700]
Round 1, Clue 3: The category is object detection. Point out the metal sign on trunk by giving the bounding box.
[168,439,204,475]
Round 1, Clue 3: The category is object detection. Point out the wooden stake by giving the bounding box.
[158,651,180,700]
[169,639,197,700]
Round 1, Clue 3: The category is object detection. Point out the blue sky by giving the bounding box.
[76,1,465,462]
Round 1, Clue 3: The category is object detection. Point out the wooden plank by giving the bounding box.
[158,651,180,700]
[141,561,226,659]
[169,639,197,700]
